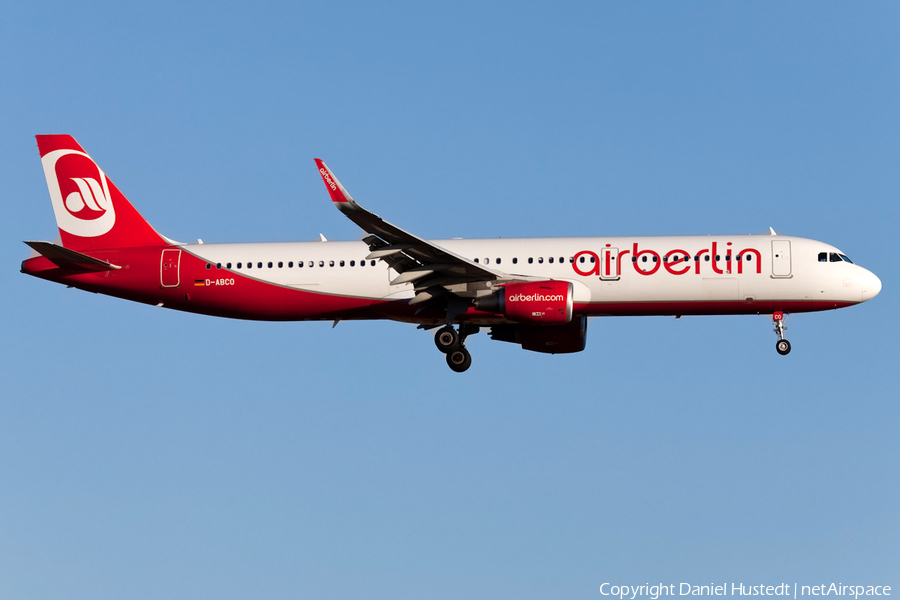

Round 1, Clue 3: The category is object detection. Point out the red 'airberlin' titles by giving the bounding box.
[572,242,762,278]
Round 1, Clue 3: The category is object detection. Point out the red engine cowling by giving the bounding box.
[488,280,573,325]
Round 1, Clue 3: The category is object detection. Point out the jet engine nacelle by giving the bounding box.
[475,280,573,325]
[489,316,588,354]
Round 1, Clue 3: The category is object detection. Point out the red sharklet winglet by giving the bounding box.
[315,159,357,209]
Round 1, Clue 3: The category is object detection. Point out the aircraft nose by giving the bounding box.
[861,269,882,301]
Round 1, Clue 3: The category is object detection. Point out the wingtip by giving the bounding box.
[315,159,354,204]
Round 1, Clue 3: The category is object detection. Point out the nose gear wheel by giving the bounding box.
[772,311,791,355]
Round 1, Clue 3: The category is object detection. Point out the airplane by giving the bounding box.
[22,135,882,372]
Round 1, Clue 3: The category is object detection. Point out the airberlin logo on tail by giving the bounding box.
[41,148,116,237]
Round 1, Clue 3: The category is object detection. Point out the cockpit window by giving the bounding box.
[823,251,854,264]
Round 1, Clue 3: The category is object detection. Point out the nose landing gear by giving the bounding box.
[434,323,479,372]
[773,311,791,355]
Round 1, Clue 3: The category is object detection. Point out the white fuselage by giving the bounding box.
[185,234,881,318]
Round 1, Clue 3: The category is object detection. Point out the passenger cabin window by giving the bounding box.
[528,258,534,264]
[512,258,518,264]
[227,262,232,269]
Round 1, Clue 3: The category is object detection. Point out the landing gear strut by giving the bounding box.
[434,322,479,372]
[773,311,791,355]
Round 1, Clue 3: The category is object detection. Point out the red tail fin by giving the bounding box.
[36,135,166,251]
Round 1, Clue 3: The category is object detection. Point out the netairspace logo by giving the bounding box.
[599,584,892,600]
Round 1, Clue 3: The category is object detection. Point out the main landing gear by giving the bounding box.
[434,323,478,373]
[773,311,791,355]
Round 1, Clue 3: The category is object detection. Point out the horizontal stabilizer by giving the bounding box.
[24,241,121,272]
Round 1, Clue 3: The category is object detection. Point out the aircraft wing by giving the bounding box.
[315,159,519,304]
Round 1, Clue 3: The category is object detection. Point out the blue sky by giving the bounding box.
[1,2,897,598]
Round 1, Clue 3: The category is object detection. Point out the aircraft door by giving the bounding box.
[771,240,792,278]
[386,265,409,295]
[600,247,620,280]
[160,249,182,288]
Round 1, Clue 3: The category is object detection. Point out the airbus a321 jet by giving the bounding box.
[22,135,882,372]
